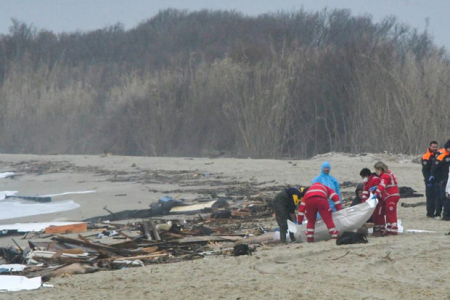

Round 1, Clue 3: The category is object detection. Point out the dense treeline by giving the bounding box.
[0,9,449,158]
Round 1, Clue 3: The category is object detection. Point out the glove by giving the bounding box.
[293,220,298,225]
[428,176,435,182]
[369,186,377,192]
[371,194,377,200]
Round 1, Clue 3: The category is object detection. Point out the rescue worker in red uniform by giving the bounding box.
[429,140,450,220]
[297,183,342,242]
[359,168,381,224]
[422,141,438,218]
[360,168,381,203]
[371,162,400,236]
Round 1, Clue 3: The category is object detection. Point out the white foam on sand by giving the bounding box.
[0,275,42,292]
[0,191,18,200]
[0,172,15,179]
[0,222,85,232]
[0,200,80,221]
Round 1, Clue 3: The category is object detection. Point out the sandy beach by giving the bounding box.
[1,152,449,300]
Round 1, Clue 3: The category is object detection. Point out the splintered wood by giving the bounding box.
[0,195,276,279]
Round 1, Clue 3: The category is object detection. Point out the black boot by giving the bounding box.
[289,232,296,242]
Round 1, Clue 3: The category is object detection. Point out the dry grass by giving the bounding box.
[0,45,449,157]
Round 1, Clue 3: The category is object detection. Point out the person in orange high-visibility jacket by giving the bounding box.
[422,141,438,218]
[429,140,450,220]
[297,182,342,242]
[371,161,400,236]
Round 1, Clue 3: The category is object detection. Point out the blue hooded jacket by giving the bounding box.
[311,161,342,212]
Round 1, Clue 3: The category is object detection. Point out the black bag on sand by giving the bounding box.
[336,231,368,245]
[233,244,252,256]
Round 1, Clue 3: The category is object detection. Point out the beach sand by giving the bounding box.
[0,152,449,300]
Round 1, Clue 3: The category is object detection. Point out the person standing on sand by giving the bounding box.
[429,140,450,221]
[297,183,341,242]
[371,162,400,236]
[273,187,305,243]
[422,141,439,218]
[312,161,342,213]
[446,167,450,201]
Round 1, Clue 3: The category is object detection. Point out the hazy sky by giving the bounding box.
[1,0,449,48]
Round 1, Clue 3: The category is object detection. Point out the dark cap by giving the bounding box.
[445,139,450,149]
[359,168,371,177]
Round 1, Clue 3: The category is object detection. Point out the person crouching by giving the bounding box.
[273,187,305,243]
[297,183,342,242]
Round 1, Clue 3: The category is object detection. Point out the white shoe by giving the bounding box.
[434,216,441,220]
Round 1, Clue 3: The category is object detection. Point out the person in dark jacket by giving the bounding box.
[273,187,305,243]
[422,141,438,218]
[351,184,364,207]
[429,139,450,220]
[352,182,373,224]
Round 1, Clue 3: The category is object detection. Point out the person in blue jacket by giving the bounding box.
[312,161,342,213]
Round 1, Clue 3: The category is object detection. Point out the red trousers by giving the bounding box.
[372,201,386,233]
[304,196,339,242]
[372,196,400,235]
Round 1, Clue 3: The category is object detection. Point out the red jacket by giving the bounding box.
[362,174,381,202]
[297,182,341,223]
[375,170,400,201]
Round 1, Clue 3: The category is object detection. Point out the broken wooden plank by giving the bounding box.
[51,235,143,257]
[99,253,169,261]
[117,230,134,239]
[44,223,87,234]
[231,210,251,217]
[142,221,152,240]
[401,201,426,208]
[106,240,139,249]
[52,249,86,258]
[148,218,161,240]
[174,236,237,243]
[141,246,159,253]
[161,232,185,239]
[169,200,217,213]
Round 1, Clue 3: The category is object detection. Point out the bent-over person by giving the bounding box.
[273,187,304,243]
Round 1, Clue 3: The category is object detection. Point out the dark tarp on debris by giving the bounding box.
[83,196,184,222]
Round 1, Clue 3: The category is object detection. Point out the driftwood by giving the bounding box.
[5,195,52,203]
[0,183,280,279]
[174,236,239,243]
[99,253,169,261]
[401,202,426,208]
[142,221,152,240]
[33,263,100,281]
[52,235,145,257]
[148,218,161,240]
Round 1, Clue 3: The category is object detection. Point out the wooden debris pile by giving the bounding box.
[0,194,277,281]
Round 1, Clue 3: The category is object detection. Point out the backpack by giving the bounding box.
[336,231,368,245]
